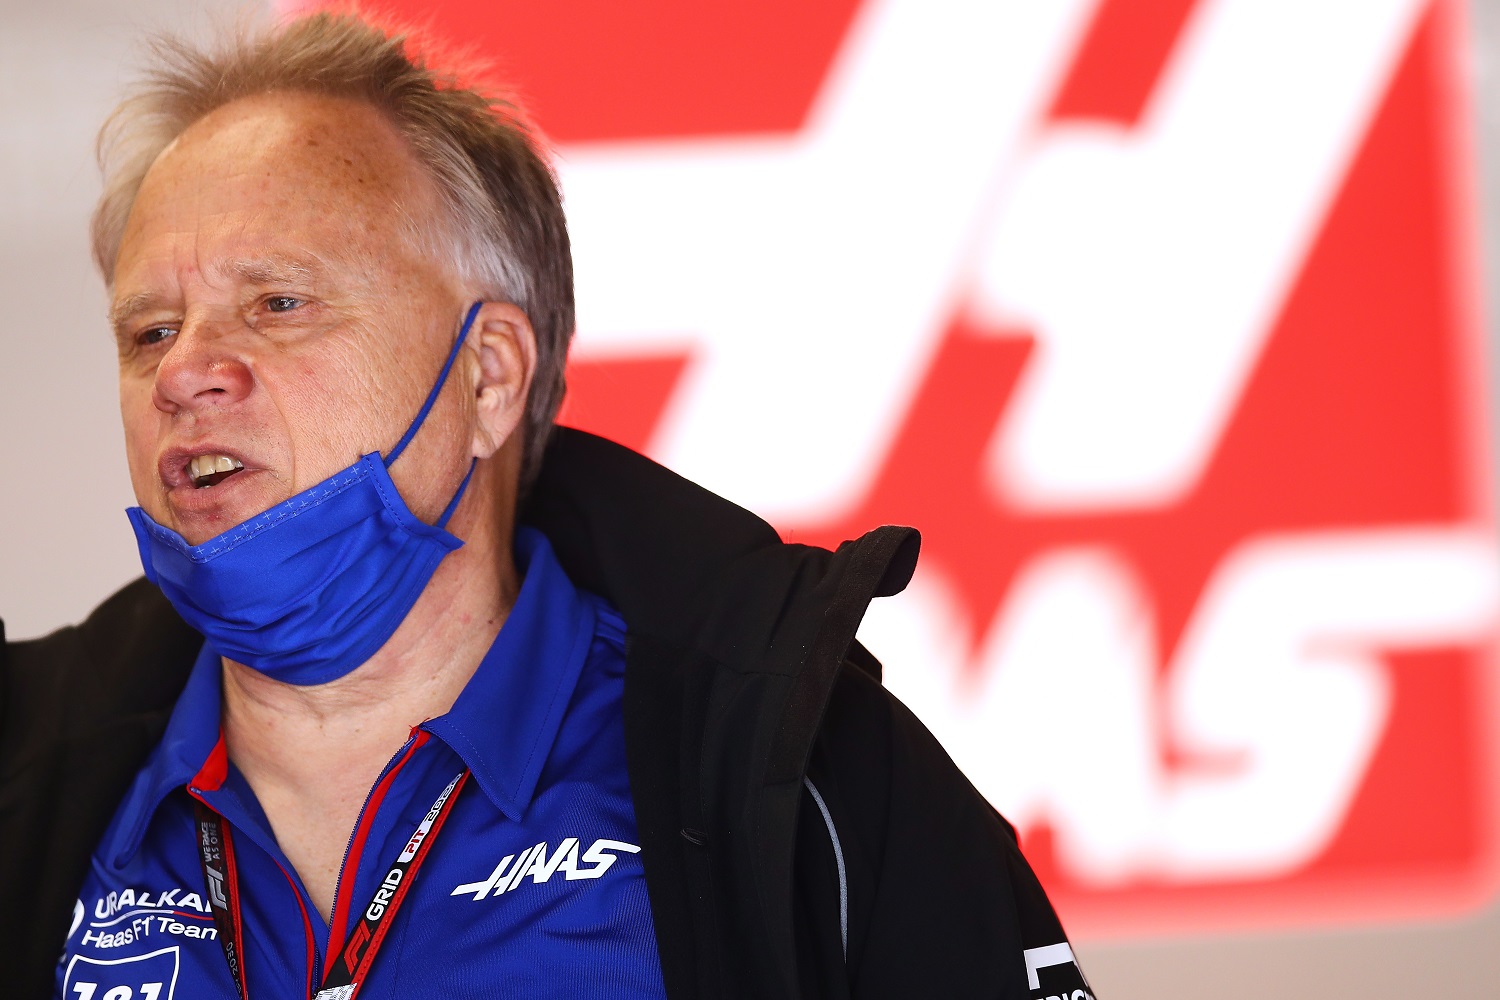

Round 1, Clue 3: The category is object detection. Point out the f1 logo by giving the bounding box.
[201,867,227,910]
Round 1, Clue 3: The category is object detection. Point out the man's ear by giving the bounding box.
[468,301,537,460]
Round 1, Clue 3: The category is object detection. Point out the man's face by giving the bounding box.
[112,92,474,545]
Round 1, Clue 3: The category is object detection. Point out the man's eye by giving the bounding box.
[139,326,176,346]
[266,296,301,312]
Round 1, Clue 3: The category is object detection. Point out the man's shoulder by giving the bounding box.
[0,579,202,996]
[3,577,200,759]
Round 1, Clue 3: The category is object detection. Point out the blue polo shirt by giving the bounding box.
[56,528,666,999]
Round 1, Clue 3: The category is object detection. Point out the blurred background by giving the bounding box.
[4,0,1500,994]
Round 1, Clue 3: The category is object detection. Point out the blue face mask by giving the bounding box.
[127,302,484,686]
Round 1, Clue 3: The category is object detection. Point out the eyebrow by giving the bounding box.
[217,254,324,287]
[108,253,333,331]
[108,291,172,332]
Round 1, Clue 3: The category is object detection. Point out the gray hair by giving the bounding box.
[92,11,575,486]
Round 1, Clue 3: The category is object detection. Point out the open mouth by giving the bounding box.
[188,454,246,489]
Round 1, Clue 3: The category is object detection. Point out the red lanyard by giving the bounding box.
[193,770,470,1000]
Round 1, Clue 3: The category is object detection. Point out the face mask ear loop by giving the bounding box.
[435,458,478,530]
[384,301,485,470]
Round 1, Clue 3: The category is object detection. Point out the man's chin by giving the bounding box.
[160,469,282,544]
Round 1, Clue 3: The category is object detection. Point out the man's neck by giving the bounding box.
[221,535,517,771]
[217,495,520,920]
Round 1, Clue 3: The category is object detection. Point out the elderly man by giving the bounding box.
[0,12,1090,1000]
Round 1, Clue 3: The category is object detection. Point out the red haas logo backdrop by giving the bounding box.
[292,0,1500,937]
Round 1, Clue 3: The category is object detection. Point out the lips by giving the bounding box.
[152,444,277,541]
[159,445,252,492]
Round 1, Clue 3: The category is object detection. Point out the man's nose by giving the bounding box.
[150,319,254,415]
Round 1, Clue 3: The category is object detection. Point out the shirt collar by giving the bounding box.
[422,527,597,821]
[107,526,597,865]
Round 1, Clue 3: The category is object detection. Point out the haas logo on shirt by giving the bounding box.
[63,946,180,1000]
[450,838,641,901]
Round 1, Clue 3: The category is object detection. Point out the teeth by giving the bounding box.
[189,454,244,484]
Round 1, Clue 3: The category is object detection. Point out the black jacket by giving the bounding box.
[1,428,1090,999]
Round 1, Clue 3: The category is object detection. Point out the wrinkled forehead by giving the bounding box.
[116,91,444,283]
